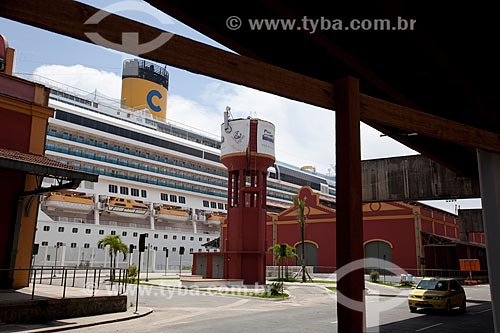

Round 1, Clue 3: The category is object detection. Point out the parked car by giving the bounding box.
[408,277,466,313]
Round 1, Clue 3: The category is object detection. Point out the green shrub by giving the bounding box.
[400,279,414,287]
[370,270,380,283]
[266,282,283,296]
[128,264,138,279]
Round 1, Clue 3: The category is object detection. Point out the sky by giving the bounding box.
[0,1,481,214]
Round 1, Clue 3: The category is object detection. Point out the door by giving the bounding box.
[365,240,393,275]
[296,242,318,271]
[212,254,224,279]
[196,254,207,277]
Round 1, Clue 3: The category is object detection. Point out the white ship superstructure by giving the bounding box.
[24,59,336,273]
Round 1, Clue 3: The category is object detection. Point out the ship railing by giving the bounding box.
[0,266,128,300]
[46,130,226,177]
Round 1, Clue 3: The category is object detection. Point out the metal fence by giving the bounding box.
[1,266,129,300]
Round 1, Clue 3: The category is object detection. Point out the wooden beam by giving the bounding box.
[2,0,500,154]
[335,77,365,333]
[0,0,334,111]
[360,94,500,152]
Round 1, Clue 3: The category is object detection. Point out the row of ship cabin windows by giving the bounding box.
[41,226,211,242]
[108,184,148,198]
[108,184,188,205]
[40,241,204,253]
[203,200,226,210]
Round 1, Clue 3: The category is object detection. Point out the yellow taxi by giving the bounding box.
[408,277,466,313]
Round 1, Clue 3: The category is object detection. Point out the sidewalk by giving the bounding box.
[0,307,152,333]
[0,283,152,332]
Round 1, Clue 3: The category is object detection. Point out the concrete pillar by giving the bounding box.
[477,149,500,332]
[335,77,365,333]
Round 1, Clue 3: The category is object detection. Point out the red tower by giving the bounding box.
[221,117,275,284]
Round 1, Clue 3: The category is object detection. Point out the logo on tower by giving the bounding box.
[147,89,163,112]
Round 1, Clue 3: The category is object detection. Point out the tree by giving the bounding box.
[268,243,296,279]
[97,235,128,280]
[293,197,307,282]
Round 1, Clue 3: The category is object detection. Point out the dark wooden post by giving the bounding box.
[335,77,365,332]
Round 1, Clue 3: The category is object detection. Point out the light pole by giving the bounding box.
[179,247,185,278]
[146,243,150,282]
[53,243,60,277]
[164,248,169,276]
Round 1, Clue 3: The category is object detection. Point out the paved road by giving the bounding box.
[65,282,493,333]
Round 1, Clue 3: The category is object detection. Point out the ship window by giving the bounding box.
[56,242,64,247]
[109,184,118,193]
[72,228,78,233]
[70,243,77,248]
[199,237,202,241]
[198,249,202,252]
[224,204,228,210]
[161,193,168,201]
[84,243,90,249]
[85,229,91,234]
[145,233,149,238]
[206,238,211,242]
[218,203,224,210]
[131,188,139,196]
[133,232,138,237]
[141,190,147,198]
[153,246,158,251]
[203,200,209,207]
[154,234,159,239]
[58,227,64,232]
[99,230,104,235]
[190,237,194,241]
[122,231,127,237]
[182,236,186,240]
[172,247,177,252]
[111,230,116,235]
[42,241,48,246]
[189,248,194,253]
[163,235,168,239]
[170,195,177,202]
[120,186,129,195]
[163,247,168,251]
[173,235,177,240]
[43,226,50,231]
[179,196,186,204]
[210,202,217,209]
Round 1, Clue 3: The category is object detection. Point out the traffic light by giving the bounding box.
[165,248,169,258]
[139,233,146,252]
[179,246,185,255]
[129,244,134,254]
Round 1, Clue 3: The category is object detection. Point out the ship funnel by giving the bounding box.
[121,59,169,121]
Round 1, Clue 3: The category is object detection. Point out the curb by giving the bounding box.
[22,308,153,333]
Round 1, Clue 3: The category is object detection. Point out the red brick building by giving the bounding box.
[264,187,487,275]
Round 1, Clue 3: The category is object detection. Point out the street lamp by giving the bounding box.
[179,246,185,278]
[53,243,60,277]
[164,248,169,276]
[146,243,150,282]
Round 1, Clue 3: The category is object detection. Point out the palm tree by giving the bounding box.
[293,197,307,282]
[97,235,128,280]
[268,243,296,279]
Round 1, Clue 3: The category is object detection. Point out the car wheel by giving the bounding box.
[409,306,417,313]
[445,300,452,314]
[459,299,466,313]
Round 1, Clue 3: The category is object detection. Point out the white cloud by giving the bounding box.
[32,64,418,175]
[33,64,121,99]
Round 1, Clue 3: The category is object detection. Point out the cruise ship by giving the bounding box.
[27,59,336,272]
